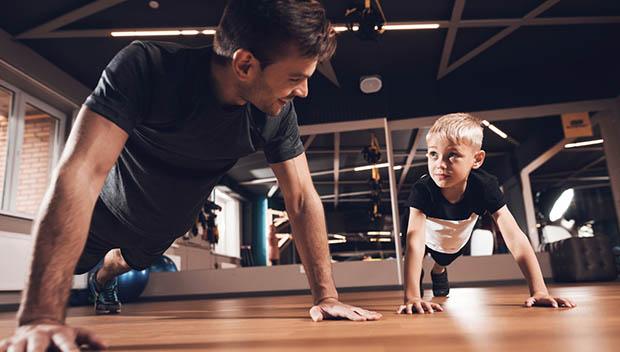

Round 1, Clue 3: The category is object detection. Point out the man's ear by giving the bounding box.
[472,149,486,169]
[231,49,259,81]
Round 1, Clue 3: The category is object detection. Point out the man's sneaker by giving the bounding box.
[431,268,450,297]
[88,269,121,314]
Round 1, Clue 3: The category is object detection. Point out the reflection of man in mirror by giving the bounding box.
[269,224,280,265]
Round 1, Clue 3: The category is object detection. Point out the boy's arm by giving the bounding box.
[492,206,575,308]
[398,207,443,314]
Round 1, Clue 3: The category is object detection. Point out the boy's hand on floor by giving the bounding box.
[397,298,443,314]
[524,292,576,308]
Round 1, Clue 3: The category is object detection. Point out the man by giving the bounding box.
[0,1,381,351]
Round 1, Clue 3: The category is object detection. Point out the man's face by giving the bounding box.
[243,51,317,116]
[426,134,484,189]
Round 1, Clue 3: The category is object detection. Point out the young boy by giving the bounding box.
[397,113,576,315]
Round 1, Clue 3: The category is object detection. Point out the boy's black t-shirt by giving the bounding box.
[84,41,304,238]
[407,169,506,253]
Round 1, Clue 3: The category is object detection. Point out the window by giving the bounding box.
[213,187,242,258]
[0,87,12,202]
[0,81,66,217]
[15,104,59,214]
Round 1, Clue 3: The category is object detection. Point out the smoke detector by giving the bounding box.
[360,75,382,94]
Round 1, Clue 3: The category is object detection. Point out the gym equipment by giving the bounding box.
[150,255,178,272]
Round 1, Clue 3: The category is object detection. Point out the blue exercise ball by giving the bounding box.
[117,268,150,302]
[68,289,91,307]
[149,255,178,273]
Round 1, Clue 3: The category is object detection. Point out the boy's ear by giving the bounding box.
[472,149,486,169]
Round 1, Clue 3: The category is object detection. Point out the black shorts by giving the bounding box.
[74,199,176,274]
[425,243,468,267]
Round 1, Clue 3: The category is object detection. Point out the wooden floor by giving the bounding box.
[1,282,618,351]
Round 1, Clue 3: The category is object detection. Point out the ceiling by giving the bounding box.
[0,0,617,213]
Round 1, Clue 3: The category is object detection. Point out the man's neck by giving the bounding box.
[209,55,247,107]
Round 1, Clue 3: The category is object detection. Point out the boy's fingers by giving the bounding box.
[414,303,425,314]
[423,302,434,314]
[548,298,559,308]
[558,297,575,308]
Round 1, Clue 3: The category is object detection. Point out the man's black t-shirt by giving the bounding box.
[84,41,304,238]
[407,169,505,253]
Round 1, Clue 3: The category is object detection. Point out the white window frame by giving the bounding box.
[0,78,67,219]
[212,187,242,259]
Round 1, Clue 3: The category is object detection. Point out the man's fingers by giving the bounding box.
[342,307,366,321]
[50,333,79,352]
[26,334,48,352]
[406,304,413,314]
[431,303,444,312]
[352,307,382,320]
[74,328,107,349]
[525,298,535,307]
[309,306,324,322]
[396,305,406,314]
[0,338,10,352]
[7,338,26,352]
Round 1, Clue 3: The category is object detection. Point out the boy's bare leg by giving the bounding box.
[431,262,446,274]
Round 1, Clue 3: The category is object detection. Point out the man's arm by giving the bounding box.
[492,206,575,308]
[270,152,381,321]
[1,106,129,351]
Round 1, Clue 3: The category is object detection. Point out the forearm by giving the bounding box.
[17,167,103,325]
[287,192,338,305]
[403,235,425,301]
[508,235,548,295]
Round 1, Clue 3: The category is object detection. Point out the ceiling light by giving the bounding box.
[367,231,392,236]
[564,139,604,148]
[360,75,382,94]
[481,120,508,139]
[549,188,574,222]
[267,185,279,198]
[383,23,440,30]
[111,30,184,37]
[354,163,402,172]
[111,29,216,37]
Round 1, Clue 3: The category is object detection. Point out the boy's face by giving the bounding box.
[241,48,317,116]
[426,134,486,189]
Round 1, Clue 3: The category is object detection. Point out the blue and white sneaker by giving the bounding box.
[88,269,121,314]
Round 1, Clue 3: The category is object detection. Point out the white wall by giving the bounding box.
[141,253,552,298]
[0,231,33,290]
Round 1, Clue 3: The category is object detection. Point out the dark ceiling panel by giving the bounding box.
[450,27,504,65]
[0,0,92,35]
[62,0,228,30]
[325,0,452,23]
[542,0,620,17]
[462,0,548,20]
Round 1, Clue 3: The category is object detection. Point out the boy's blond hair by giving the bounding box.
[426,113,484,150]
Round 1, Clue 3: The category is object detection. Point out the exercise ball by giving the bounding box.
[116,268,150,302]
[149,255,178,273]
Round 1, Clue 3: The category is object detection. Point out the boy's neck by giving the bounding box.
[440,177,468,204]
